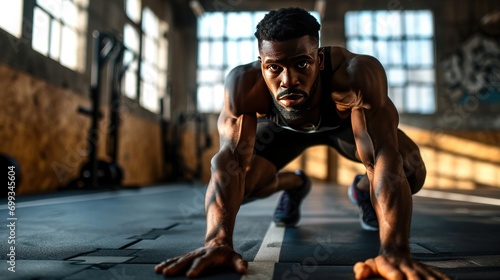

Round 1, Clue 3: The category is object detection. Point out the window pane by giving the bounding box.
[33,7,50,55]
[208,13,224,39]
[213,84,224,112]
[388,41,403,65]
[239,40,254,65]
[358,39,374,56]
[124,62,138,99]
[142,36,157,62]
[158,37,168,71]
[60,26,78,69]
[198,69,223,83]
[405,86,421,112]
[409,69,435,83]
[124,24,140,53]
[375,41,388,65]
[197,86,214,113]
[420,86,435,113]
[198,15,210,38]
[389,87,404,111]
[141,61,157,84]
[345,12,357,37]
[50,19,61,60]
[227,13,253,38]
[142,8,159,39]
[38,0,62,19]
[388,68,406,85]
[421,40,434,65]
[62,0,78,28]
[0,0,23,37]
[141,82,159,112]
[406,40,433,66]
[126,0,141,22]
[198,41,210,67]
[358,11,372,36]
[375,11,390,38]
[417,11,433,37]
[375,11,401,38]
[209,41,224,67]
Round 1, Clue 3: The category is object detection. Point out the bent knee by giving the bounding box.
[398,131,426,194]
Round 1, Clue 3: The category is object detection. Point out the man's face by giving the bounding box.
[259,35,323,122]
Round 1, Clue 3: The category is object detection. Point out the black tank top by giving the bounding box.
[264,46,348,133]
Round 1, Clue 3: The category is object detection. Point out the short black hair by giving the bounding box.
[255,7,320,49]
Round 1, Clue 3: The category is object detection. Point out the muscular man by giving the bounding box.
[156,7,448,279]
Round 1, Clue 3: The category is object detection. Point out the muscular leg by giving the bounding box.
[242,155,306,203]
[352,130,426,194]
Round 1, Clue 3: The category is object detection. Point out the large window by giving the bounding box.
[345,10,435,114]
[33,0,88,72]
[124,0,169,114]
[196,12,266,113]
[0,1,23,37]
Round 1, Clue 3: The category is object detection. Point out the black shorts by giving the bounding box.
[253,118,360,170]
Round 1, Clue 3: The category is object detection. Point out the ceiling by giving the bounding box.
[169,0,323,26]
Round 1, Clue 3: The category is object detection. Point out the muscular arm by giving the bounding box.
[206,62,266,248]
[205,108,256,248]
[156,63,267,278]
[345,54,448,279]
[348,55,412,257]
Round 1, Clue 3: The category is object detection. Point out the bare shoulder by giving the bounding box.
[224,61,270,116]
[326,46,390,110]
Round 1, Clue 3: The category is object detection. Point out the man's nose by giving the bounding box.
[280,69,299,88]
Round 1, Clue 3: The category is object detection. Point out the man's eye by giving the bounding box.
[297,62,308,69]
[268,65,280,71]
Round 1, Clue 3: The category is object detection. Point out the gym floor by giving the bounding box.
[1,182,500,280]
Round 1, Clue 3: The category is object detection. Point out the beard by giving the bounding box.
[271,76,320,123]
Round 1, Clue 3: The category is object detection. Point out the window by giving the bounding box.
[0,1,23,37]
[345,10,436,114]
[196,11,320,113]
[123,0,169,114]
[32,0,88,72]
[196,12,265,113]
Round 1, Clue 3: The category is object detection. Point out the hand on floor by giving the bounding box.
[353,254,450,280]
[155,245,247,278]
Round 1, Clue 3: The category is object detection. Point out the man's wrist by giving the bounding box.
[379,244,411,258]
[204,238,233,248]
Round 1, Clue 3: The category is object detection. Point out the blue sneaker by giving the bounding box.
[348,175,379,231]
[274,170,311,227]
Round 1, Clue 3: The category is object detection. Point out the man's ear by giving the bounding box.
[258,56,262,62]
[318,48,325,70]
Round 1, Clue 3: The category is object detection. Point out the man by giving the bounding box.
[156,7,448,279]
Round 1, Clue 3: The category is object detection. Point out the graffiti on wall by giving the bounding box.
[441,33,500,104]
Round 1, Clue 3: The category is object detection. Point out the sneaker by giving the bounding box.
[348,174,379,231]
[274,170,312,227]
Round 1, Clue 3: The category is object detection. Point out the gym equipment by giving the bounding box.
[67,31,132,189]
[171,112,212,181]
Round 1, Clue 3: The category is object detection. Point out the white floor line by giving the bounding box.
[0,186,185,210]
[415,189,500,206]
[242,222,285,280]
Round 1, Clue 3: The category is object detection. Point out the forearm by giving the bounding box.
[371,156,413,256]
[204,149,249,248]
